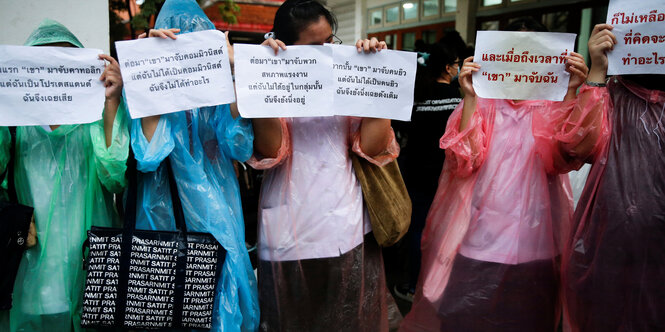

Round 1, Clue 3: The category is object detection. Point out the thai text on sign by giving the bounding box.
[473,31,576,101]
[115,29,235,119]
[235,44,332,117]
[0,45,105,126]
[234,44,417,120]
[606,0,665,75]
[333,44,416,121]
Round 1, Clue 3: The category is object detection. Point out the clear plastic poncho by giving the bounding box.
[399,89,608,331]
[248,116,400,331]
[562,77,665,331]
[128,1,259,331]
[0,19,130,332]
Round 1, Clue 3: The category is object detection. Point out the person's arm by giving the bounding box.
[98,54,123,147]
[563,51,589,101]
[558,24,615,164]
[250,37,288,158]
[458,56,480,131]
[533,25,614,174]
[586,24,616,86]
[351,37,394,157]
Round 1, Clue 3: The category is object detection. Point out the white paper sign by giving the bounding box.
[0,45,105,126]
[234,44,332,118]
[115,29,235,119]
[606,0,665,75]
[473,31,575,101]
[332,44,416,121]
[234,44,417,120]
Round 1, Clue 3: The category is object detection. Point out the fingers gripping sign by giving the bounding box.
[98,54,123,100]
[138,28,181,40]
[355,37,387,53]
[261,36,288,56]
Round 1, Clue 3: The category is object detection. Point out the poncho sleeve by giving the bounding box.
[131,114,175,173]
[349,118,399,166]
[532,84,611,174]
[439,100,490,178]
[0,127,9,176]
[247,118,291,170]
[213,104,254,162]
[90,100,130,193]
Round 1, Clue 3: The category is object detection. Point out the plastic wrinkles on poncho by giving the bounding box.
[400,86,607,332]
[129,1,259,331]
[562,77,665,332]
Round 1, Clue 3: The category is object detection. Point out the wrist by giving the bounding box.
[585,80,606,87]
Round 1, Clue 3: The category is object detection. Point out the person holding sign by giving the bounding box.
[395,43,462,303]
[129,1,259,331]
[0,19,129,332]
[400,18,590,332]
[247,0,400,330]
[562,23,665,332]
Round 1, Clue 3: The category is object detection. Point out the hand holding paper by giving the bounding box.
[564,52,589,100]
[99,54,123,100]
[459,56,480,98]
[587,24,617,83]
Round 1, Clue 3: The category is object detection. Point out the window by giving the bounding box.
[385,33,398,49]
[423,0,439,18]
[369,9,383,26]
[385,5,399,24]
[402,2,419,21]
[422,30,437,44]
[403,32,416,50]
[482,0,502,6]
[443,0,456,12]
[543,11,569,32]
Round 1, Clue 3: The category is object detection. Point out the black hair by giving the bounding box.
[272,0,338,45]
[427,43,458,79]
[439,29,472,59]
[505,17,548,32]
[414,43,458,102]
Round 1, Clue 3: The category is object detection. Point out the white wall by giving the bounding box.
[0,0,110,54]
[329,0,357,44]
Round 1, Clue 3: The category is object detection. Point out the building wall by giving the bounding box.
[0,0,110,54]
[358,0,608,52]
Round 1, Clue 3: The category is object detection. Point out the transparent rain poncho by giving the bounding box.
[249,116,400,331]
[400,87,607,331]
[0,19,129,332]
[128,1,259,331]
[562,77,665,331]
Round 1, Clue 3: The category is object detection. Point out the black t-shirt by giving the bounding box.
[402,82,462,194]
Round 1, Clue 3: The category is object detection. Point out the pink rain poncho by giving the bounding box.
[562,77,665,331]
[249,116,400,332]
[400,85,606,331]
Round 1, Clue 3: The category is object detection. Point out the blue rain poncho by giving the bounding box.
[129,1,259,331]
[0,19,129,332]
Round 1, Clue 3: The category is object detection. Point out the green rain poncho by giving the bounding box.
[0,19,129,332]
